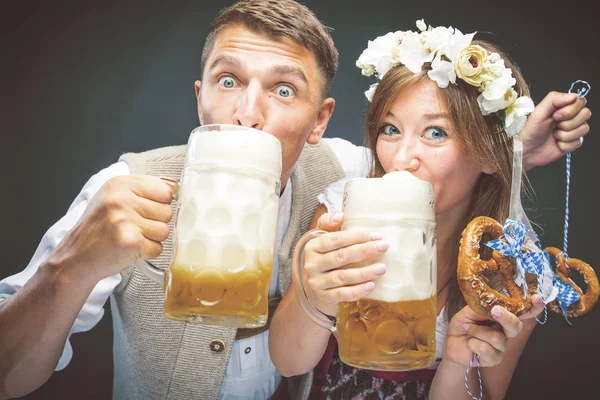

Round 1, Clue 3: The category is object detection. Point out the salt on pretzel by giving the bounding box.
[458,216,538,318]
[546,247,599,317]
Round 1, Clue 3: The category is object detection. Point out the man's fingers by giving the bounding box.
[129,175,176,204]
[138,217,171,243]
[133,196,174,223]
[490,306,523,339]
[556,106,591,131]
[553,122,590,144]
[533,92,578,120]
[553,96,588,122]
[316,212,345,232]
[556,136,585,153]
[318,263,386,291]
[140,238,164,260]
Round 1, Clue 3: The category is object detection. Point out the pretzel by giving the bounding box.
[457,216,538,318]
[546,247,599,317]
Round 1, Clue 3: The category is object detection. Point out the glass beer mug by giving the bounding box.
[136,124,282,328]
[293,171,437,370]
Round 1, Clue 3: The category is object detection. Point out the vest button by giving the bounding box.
[210,339,225,353]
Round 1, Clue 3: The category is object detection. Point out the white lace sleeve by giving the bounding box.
[317,177,356,214]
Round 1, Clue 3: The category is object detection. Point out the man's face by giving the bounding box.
[195,25,335,185]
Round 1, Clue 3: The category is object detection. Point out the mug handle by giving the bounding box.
[134,177,180,289]
[292,229,338,332]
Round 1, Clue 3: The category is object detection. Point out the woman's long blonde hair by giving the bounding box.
[363,40,531,318]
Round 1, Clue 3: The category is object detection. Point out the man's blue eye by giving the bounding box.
[219,76,236,88]
[276,85,294,98]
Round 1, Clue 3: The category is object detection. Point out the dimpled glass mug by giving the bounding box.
[293,171,438,370]
[136,124,282,328]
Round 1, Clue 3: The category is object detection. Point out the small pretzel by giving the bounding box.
[457,216,538,318]
[546,247,599,318]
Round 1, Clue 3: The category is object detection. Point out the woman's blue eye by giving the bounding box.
[381,124,399,135]
[425,127,447,140]
[275,85,294,98]
[218,76,237,88]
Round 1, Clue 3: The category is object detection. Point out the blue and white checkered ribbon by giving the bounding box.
[545,250,581,325]
[485,218,545,296]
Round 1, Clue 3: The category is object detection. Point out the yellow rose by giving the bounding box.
[456,45,487,87]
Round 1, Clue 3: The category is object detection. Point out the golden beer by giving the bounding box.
[164,259,273,326]
[336,295,436,370]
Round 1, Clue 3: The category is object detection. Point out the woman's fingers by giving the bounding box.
[305,231,388,273]
[517,294,545,320]
[490,306,523,339]
[464,324,508,353]
[312,262,386,292]
[316,212,345,232]
[321,281,377,304]
[467,338,504,368]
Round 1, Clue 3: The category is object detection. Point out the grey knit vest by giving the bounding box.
[111,140,344,400]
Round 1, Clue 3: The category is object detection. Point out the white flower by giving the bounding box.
[504,96,535,136]
[428,54,456,88]
[416,19,427,32]
[477,87,517,115]
[479,67,516,110]
[365,83,378,102]
[398,31,434,73]
[356,32,401,78]
[422,25,454,53]
[446,29,476,61]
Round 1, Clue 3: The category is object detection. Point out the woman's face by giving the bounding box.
[375,79,487,220]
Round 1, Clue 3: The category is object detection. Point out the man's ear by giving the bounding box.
[306,97,335,144]
[194,80,204,125]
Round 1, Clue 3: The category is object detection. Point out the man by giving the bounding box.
[0,1,590,399]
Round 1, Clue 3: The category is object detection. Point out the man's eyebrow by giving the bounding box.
[267,65,308,85]
[209,55,246,72]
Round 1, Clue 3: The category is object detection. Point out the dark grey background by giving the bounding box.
[1,0,598,398]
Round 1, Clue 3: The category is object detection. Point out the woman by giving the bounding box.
[269,21,590,399]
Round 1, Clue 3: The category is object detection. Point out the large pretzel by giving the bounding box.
[546,247,599,317]
[457,216,538,318]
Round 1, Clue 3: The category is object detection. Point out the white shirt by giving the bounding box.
[0,137,370,399]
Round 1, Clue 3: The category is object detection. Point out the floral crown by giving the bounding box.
[356,20,534,136]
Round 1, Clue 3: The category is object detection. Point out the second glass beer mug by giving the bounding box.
[136,124,282,328]
[293,171,437,370]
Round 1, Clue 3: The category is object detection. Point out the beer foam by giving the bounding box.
[343,171,434,221]
[342,172,436,303]
[186,125,282,179]
[174,171,278,272]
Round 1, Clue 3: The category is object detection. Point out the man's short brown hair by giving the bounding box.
[201,0,338,99]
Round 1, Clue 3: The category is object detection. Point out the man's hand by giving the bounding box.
[46,175,174,284]
[521,92,591,170]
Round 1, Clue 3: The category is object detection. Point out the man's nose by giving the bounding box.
[233,83,265,130]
